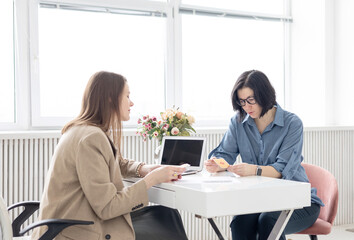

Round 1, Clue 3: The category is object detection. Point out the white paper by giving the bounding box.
[176,176,236,184]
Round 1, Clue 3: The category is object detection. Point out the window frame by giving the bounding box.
[0,0,31,131]
[1,0,291,130]
[177,1,292,127]
[29,0,176,128]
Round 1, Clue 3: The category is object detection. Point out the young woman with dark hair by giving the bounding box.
[205,70,323,240]
[32,71,188,240]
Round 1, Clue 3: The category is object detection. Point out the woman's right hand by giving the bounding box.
[204,158,223,173]
[143,164,188,189]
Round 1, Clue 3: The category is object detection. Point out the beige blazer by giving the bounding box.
[31,125,149,240]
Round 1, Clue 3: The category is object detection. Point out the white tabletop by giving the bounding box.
[124,171,311,219]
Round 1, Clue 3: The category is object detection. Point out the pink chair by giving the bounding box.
[296,163,339,240]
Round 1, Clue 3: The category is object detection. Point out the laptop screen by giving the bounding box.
[160,137,205,167]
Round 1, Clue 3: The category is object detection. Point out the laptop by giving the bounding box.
[159,136,206,175]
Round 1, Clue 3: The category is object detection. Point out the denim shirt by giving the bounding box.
[209,104,324,206]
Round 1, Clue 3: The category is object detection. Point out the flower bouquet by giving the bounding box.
[137,107,196,145]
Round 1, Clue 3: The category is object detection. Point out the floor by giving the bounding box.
[287,224,354,240]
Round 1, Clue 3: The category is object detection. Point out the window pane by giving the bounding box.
[181,0,284,15]
[37,7,166,125]
[181,15,284,125]
[0,1,15,123]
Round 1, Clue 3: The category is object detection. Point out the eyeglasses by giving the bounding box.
[237,96,256,107]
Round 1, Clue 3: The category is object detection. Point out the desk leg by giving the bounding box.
[267,209,294,240]
[208,217,229,240]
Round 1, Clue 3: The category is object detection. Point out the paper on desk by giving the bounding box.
[209,171,240,178]
[175,176,236,184]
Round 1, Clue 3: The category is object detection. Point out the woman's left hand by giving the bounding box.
[227,163,257,177]
[139,164,160,177]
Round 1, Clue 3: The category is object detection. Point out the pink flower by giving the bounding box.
[171,127,179,135]
[153,131,159,137]
[176,112,183,119]
[137,118,142,124]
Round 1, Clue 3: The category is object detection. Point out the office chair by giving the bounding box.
[0,196,93,240]
[296,163,339,240]
[131,205,189,240]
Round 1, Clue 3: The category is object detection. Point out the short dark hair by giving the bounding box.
[231,70,276,122]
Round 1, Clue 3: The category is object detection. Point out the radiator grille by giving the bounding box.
[1,128,353,239]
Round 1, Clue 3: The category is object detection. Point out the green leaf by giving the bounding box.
[149,129,160,136]
[188,126,196,133]
[180,131,190,136]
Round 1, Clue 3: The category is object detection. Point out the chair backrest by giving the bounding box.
[0,196,13,239]
[301,163,339,225]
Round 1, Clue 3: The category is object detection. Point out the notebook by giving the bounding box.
[159,136,206,175]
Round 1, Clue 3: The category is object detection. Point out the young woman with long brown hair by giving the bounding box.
[32,71,188,240]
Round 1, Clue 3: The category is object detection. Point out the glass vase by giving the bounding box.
[154,144,162,164]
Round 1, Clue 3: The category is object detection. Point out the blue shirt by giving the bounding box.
[209,104,324,206]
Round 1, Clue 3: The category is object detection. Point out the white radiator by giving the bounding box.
[1,128,353,239]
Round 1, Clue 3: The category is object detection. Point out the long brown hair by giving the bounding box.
[62,71,127,158]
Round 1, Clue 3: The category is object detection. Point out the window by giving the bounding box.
[0,0,15,123]
[1,0,291,130]
[180,3,287,126]
[32,3,167,127]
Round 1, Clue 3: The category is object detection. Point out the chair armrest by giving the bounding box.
[7,201,40,211]
[8,201,40,237]
[20,219,94,240]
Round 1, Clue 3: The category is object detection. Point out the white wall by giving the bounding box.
[291,0,330,127]
[334,0,354,126]
[291,0,354,127]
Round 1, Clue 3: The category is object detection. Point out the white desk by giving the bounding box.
[124,171,311,240]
